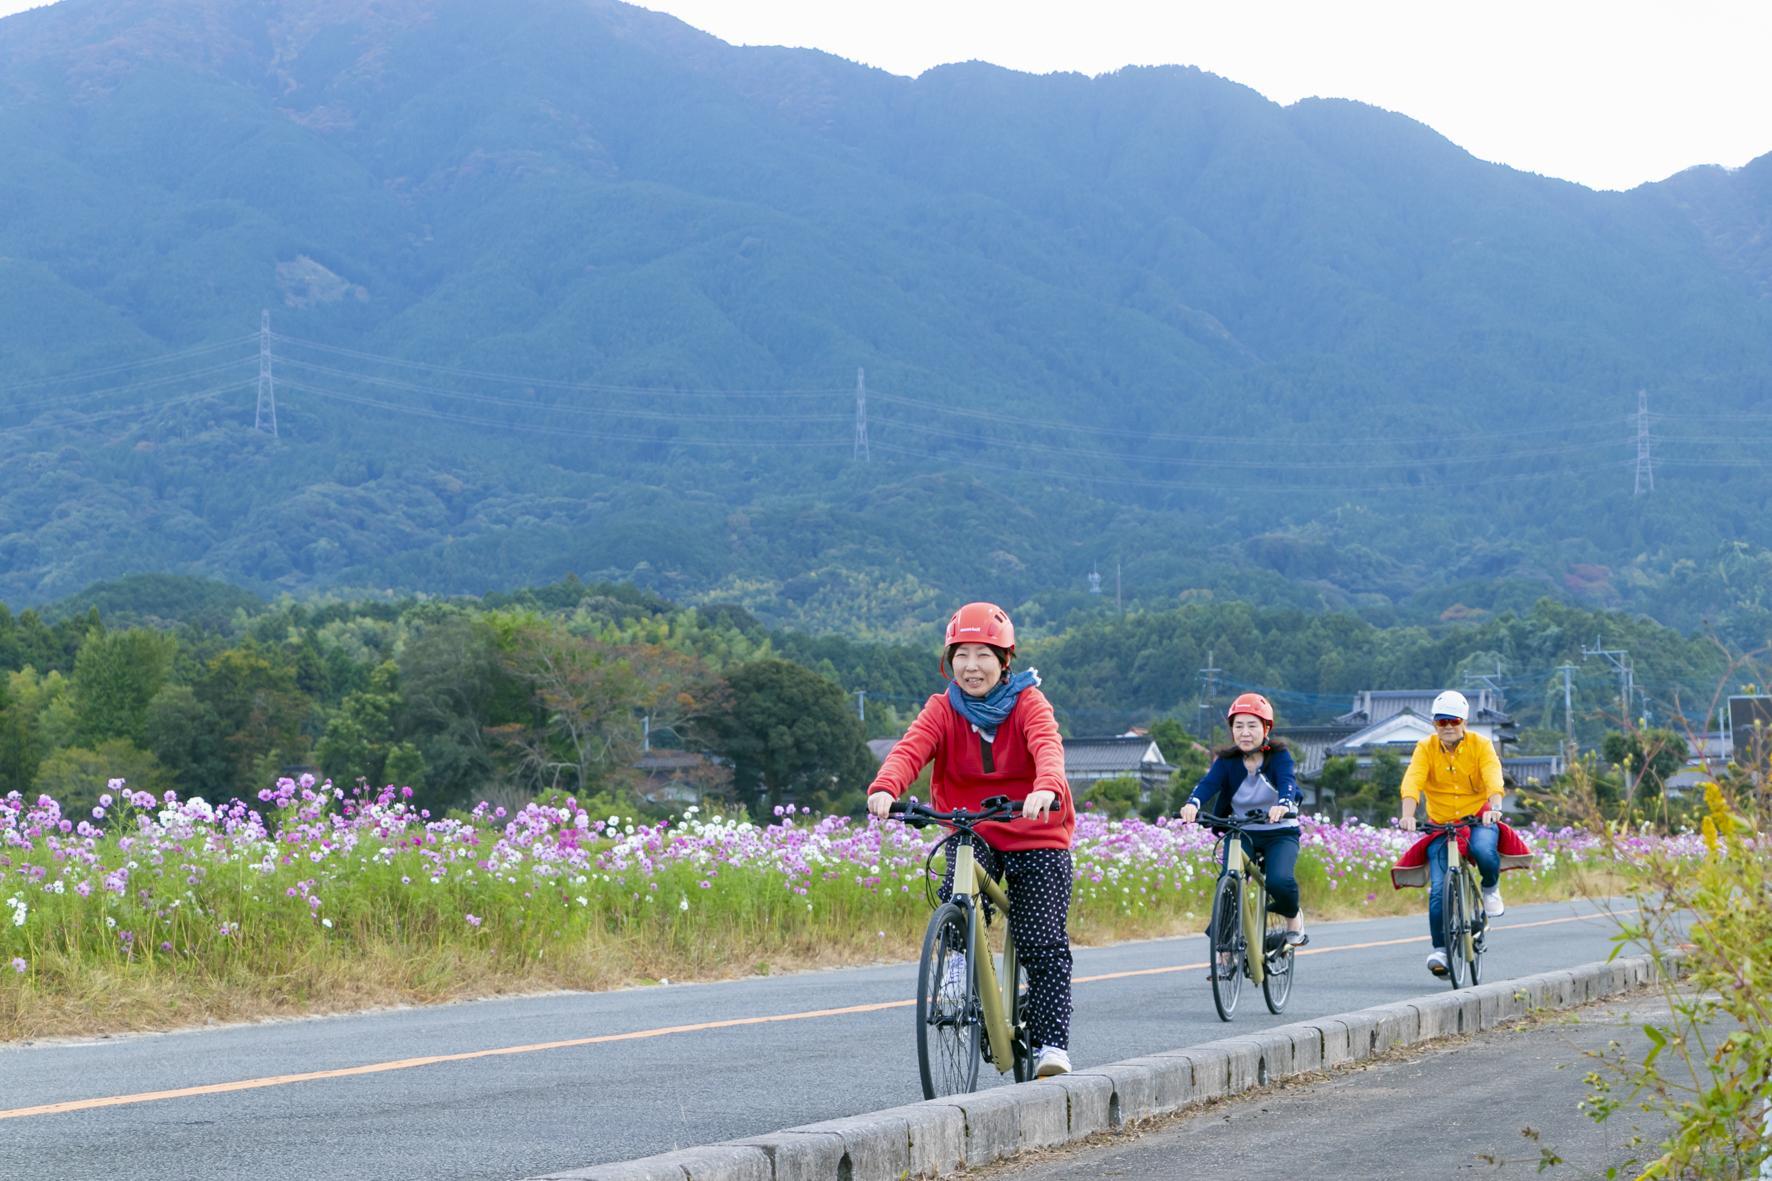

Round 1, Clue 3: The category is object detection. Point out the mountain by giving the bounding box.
[3,0,1771,640]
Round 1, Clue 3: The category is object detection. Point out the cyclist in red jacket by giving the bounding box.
[866,601,1076,1078]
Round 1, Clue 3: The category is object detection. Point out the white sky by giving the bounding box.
[3,0,1768,190]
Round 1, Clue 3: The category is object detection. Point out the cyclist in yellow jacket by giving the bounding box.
[1398,689,1506,978]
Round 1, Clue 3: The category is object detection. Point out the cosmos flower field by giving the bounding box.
[0,777,1696,1037]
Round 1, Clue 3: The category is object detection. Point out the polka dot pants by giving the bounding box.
[938,836,1074,1052]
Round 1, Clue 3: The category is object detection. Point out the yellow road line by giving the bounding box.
[0,906,1630,1121]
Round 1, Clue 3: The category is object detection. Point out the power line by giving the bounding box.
[869,439,1626,494]
[870,388,1626,446]
[870,412,1630,471]
[0,335,256,392]
[273,357,847,422]
[270,333,848,397]
[0,383,250,438]
[0,357,256,415]
[281,380,847,448]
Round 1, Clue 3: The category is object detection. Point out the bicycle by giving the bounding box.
[1419,819,1489,989]
[1198,810,1300,1021]
[888,796,1033,1099]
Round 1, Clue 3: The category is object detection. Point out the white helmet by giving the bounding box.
[1430,690,1470,721]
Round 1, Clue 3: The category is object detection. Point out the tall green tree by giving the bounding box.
[689,658,873,816]
[70,627,175,747]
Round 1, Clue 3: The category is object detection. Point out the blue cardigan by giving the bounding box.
[1186,747,1300,821]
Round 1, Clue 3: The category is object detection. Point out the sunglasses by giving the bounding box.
[1433,717,1464,727]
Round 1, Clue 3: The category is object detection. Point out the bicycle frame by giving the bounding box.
[1215,834,1270,988]
[947,836,1021,1075]
[1444,832,1481,966]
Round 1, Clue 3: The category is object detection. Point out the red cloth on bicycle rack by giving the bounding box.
[1390,822,1535,890]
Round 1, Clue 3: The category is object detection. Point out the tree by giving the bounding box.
[689,658,872,815]
[396,612,506,811]
[33,739,170,814]
[0,668,70,796]
[315,662,399,786]
[195,644,312,794]
[1082,775,1142,819]
[492,620,648,796]
[1601,728,1688,815]
[71,627,175,747]
[144,683,229,798]
[1146,716,1211,812]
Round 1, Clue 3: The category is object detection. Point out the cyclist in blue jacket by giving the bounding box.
[1179,693,1307,964]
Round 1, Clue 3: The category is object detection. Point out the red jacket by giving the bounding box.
[868,687,1075,851]
[1391,822,1535,889]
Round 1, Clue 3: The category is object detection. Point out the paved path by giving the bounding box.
[0,897,1634,1181]
[966,992,1680,1180]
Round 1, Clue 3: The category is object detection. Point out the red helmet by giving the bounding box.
[1226,692,1275,728]
[944,602,1015,654]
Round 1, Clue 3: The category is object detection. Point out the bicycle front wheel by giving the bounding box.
[1442,868,1470,989]
[1208,873,1243,1021]
[1006,950,1033,1083]
[917,901,981,1098]
[1261,900,1295,1014]
[1468,880,1487,985]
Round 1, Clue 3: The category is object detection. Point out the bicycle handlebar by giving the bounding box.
[1193,809,1300,829]
[1416,817,1489,834]
[887,796,1023,828]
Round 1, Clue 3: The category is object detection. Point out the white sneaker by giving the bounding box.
[1034,1046,1072,1078]
[1425,948,1449,977]
[1482,886,1505,917]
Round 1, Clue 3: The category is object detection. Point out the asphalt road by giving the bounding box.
[968,993,1683,1181]
[0,897,1638,1181]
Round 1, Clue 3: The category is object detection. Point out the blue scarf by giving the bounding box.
[946,668,1041,742]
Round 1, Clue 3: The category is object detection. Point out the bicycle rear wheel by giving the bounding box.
[917,901,980,1098]
[1261,899,1294,1014]
[1441,868,1470,989]
[1208,873,1243,1021]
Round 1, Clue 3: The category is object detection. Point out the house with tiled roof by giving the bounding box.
[1314,688,1560,804]
[1062,735,1176,802]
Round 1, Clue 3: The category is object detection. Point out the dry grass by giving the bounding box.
[1,867,1618,1042]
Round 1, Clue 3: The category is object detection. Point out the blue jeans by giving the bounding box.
[1426,823,1500,949]
[1222,827,1301,919]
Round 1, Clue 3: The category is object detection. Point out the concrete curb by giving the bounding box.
[526,953,1675,1181]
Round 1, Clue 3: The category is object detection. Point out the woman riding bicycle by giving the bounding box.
[1178,692,1307,969]
[865,601,1076,1079]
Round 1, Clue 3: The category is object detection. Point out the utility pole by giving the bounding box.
[1556,663,1577,759]
[1115,559,1122,614]
[852,367,869,461]
[1633,389,1653,496]
[1088,564,1102,595]
[1583,640,1633,730]
[254,309,278,437]
[855,689,866,723]
[1197,650,1222,737]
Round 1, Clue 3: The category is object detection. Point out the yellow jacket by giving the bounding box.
[1399,731,1504,824]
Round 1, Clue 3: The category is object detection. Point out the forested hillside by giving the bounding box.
[2,0,1771,639]
[0,574,1745,823]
